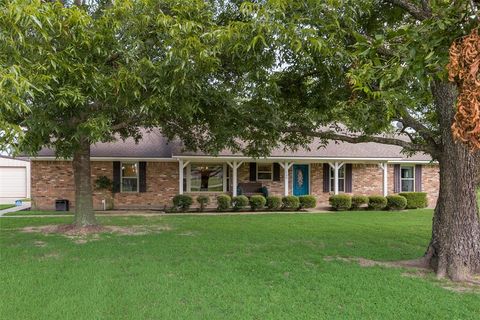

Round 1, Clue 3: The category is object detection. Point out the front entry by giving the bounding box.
[293,164,309,196]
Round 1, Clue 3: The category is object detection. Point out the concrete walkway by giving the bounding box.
[0,202,31,217]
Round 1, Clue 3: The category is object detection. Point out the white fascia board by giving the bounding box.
[30,157,177,162]
[173,155,402,162]
[387,160,437,164]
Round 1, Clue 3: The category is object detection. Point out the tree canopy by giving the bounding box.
[1,0,479,280]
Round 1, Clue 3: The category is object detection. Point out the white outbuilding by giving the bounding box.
[0,155,30,203]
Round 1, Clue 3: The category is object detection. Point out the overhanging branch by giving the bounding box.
[384,0,432,21]
[283,127,433,154]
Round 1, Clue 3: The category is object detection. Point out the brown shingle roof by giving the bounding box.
[33,128,432,161]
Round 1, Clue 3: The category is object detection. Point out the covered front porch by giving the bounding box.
[175,157,392,199]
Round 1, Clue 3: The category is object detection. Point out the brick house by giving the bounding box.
[30,130,439,210]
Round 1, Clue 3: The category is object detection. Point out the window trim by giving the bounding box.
[120,161,139,193]
[400,165,415,192]
[256,163,273,181]
[186,163,227,193]
[329,164,346,193]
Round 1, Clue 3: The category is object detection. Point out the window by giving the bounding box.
[226,167,230,192]
[189,164,224,192]
[257,163,273,181]
[329,165,345,192]
[401,166,415,192]
[121,162,138,192]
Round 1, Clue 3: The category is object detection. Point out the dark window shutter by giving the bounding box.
[249,162,257,181]
[323,163,330,193]
[415,165,422,192]
[113,161,121,193]
[139,162,147,192]
[394,164,401,193]
[345,164,353,193]
[273,163,280,181]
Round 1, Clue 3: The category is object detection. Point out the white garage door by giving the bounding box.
[0,167,27,198]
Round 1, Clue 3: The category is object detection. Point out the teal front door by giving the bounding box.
[293,165,309,196]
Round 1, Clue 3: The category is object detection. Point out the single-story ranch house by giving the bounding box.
[30,130,439,210]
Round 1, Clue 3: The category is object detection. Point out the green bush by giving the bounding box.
[282,196,300,210]
[266,196,282,210]
[196,195,210,212]
[399,192,428,209]
[250,195,266,211]
[368,195,387,210]
[95,175,113,191]
[299,195,317,209]
[216,194,231,211]
[351,195,369,209]
[386,195,407,210]
[232,195,249,211]
[329,195,352,211]
[172,194,193,211]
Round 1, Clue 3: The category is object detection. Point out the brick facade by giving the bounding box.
[31,160,440,210]
[31,161,179,210]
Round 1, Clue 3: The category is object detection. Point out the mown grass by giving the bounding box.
[3,210,74,216]
[0,210,478,320]
[0,204,15,210]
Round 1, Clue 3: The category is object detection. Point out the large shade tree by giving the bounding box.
[170,1,480,281]
[218,0,479,281]
[0,0,272,226]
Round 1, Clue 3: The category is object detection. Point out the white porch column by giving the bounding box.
[232,161,238,196]
[179,159,184,194]
[279,161,294,196]
[380,163,388,197]
[178,160,190,195]
[334,162,339,195]
[329,162,343,195]
[227,161,243,197]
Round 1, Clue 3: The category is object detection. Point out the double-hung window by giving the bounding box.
[121,162,139,192]
[189,164,224,192]
[400,166,415,192]
[329,165,345,192]
[257,163,273,181]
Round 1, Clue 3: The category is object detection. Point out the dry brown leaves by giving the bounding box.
[21,224,172,243]
[448,28,480,150]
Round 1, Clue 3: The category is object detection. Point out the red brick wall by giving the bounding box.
[31,161,179,210]
[420,164,440,206]
[31,160,440,210]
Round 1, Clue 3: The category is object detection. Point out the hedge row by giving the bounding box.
[329,192,427,211]
[171,194,317,212]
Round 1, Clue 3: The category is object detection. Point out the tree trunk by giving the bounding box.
[425,80,480,281]
[72,136,97,227]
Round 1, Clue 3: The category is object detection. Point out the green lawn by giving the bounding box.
[0,210,478,319]
[0,204,15,210]
[3,210,74,216]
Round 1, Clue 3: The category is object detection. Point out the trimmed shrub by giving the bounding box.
[386,195,407,210]
[351,195,369,209]
[299,195,317,209]
[282,196,300,210]
[266,196,282,210]
[250,195,266,211]
[216,194,231,211]
[196,195,210,212]
[399,192,428,209]
[368,195,388,210]
[172,194,193,211]
[232,195,249,211]
[329,195,352,211]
